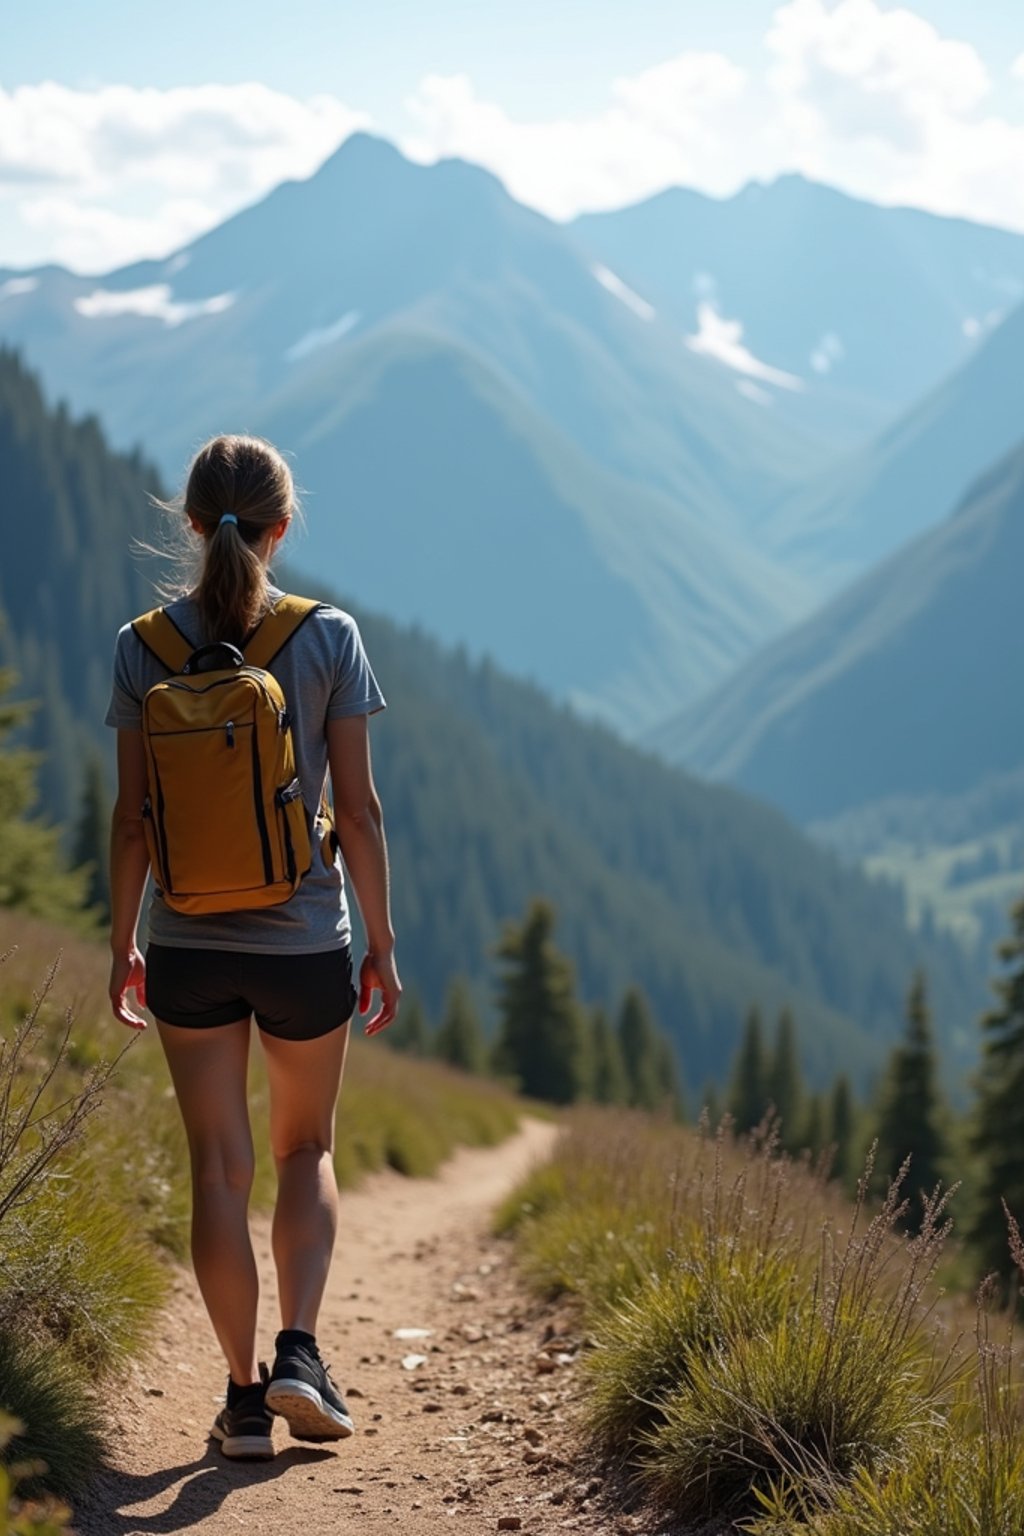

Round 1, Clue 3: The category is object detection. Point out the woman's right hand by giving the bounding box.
[358,947,402,1037]
[110,946,148,1030]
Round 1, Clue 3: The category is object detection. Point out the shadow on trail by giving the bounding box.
[75,1443,336,1534]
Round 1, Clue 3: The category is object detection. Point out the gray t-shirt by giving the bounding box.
[105,585,386,953]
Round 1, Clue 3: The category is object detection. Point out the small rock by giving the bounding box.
[451,1383,470,1396]
[461,1325,485,1344]
[532,1393,553,1411]
[393,1327,432,1340]
[363,1427,378,1435]
[480,1407,506,1423]
[334,1485,364,1494]
[534,1354,556,1375]
[523,1448,545,1464]
[413,1472,430,1481]
[423,1401,444,1413]
[402,1353,429,1370]
[347,1386,365,1398]
[524,1426,544,1445]
[372,1412,384,1421]
[497,1519,522,1532]
[144,1387,164,1397]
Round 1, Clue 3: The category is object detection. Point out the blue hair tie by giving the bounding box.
[219,512,238,526]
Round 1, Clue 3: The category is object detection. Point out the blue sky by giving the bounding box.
[4,0,1024,271]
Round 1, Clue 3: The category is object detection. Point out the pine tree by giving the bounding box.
[655,1033,687,1122]
[699,1082,722,1130]
[728,1007,767,1134]
[590,1005,628,1104]
[493,898,587,1104]
[969,899,1024,1283]
[872,971,947,1229]
[802,1093,825,1159]
[433,975,486,1074]
[72,750,111,918]
[387,988,430,1056]
[767,1008,804,1150]
[828,1073,855,1187]
[0,669,90,923]
[616,986,663,1111]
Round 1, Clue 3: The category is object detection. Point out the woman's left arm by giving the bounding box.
[108,729,151,1029]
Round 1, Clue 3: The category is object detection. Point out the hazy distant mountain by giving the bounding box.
[573,174,1024,450]
[254,323,805,732]
[651,441,1024,825]
[762,300,1024,592]
[0,131,829,726]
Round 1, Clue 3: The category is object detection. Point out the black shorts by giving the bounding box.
[146,944,358,1041]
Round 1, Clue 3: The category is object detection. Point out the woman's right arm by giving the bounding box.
[326,713,401,1035]
[108,729,151,1029]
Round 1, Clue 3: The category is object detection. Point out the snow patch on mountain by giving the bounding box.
[810,332,844,375]
[963,310,1004,340]
[736,379,774,407]
[686,303,803,392]
[591,263,655,322]
[285,310,361,362]
[0,276,39,302]
[74,285,235,327]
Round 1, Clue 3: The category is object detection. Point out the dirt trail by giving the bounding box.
[76,1117,623,1536]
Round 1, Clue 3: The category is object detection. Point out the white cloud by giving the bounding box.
[4,3,1024,273]
[399,3,1024,235]
[401,55,749,218]
[74,284,235,326]
[0,82,367,272]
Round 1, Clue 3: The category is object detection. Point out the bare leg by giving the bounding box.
[156,1018,260,1385]
[259,1021,351,1335]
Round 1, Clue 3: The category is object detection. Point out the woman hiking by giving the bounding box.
[105,433,401,1460]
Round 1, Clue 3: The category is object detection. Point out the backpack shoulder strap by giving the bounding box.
[131,608,193,674]
[244,594,321,670]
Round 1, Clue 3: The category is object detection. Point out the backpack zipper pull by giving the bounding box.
[226,720,236,748]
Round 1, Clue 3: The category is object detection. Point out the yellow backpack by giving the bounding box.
[132,594,322,915]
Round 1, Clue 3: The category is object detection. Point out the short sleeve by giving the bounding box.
[327,614,387,720]
[104,624,143,730]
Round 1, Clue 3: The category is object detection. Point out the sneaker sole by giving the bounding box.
[264,1379,355,1441]
[209,1423,275,1460]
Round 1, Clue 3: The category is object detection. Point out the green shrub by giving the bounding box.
[584,1237,801,1454]
[0,1333,104,1499]
[644,1306,941,1522]
[0,1169,167,1373]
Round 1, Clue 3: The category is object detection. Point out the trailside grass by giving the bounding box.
[0,910,521,1500]
[497,1106,1024,1533]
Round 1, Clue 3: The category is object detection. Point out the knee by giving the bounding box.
[271,1130,334,1165]
[191,1146,255,1197]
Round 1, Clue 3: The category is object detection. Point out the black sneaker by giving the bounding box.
[265,1330,355,1441]
[209,1363,274,1460]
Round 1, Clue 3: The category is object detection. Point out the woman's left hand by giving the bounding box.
[109,947,148,1030]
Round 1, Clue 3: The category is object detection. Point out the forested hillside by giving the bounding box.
[0,348,160,812]
[654,441,1024,825]
[4,352,982,1089]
